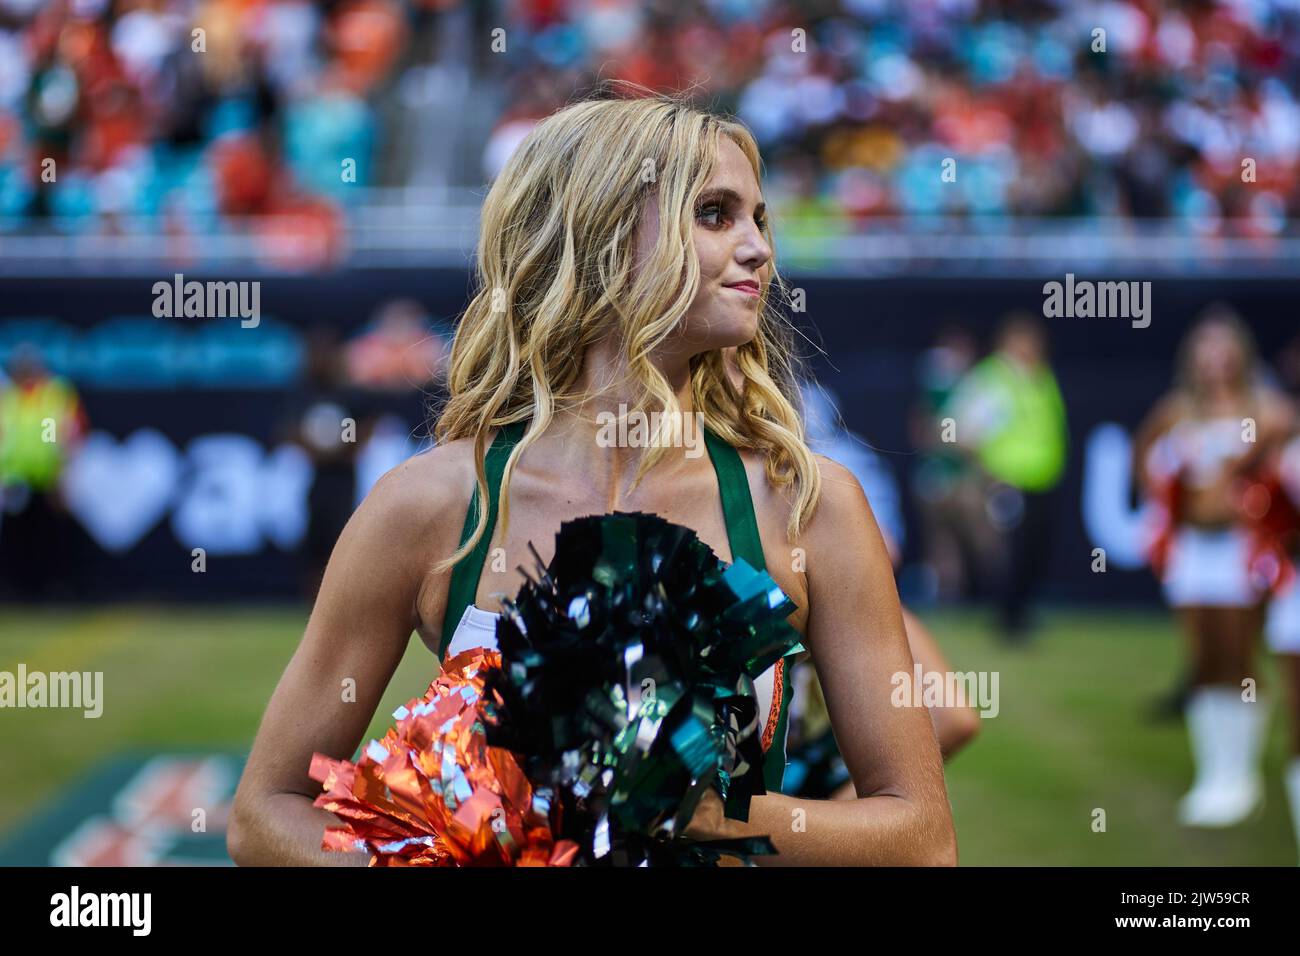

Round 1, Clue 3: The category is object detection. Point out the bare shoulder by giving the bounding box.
[736,448,868,525]
[360,438,475,539]
[1257,385,1297,433]
[803,454,875,546]
[736,448,877,559]
[338,437,481,593]
[772,454,898,646]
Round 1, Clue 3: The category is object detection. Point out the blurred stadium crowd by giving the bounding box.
[489,0,1300,232]
[0,0,419,264]
[1,0,1298,262]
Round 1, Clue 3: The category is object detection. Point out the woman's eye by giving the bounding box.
[696,203,724,227]
[755,216,768,232]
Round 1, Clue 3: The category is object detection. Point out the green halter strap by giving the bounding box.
[700,427,765,569]
[439,421,526,659]
[702,427,797,793]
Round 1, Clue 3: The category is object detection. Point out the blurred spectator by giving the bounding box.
[946,313,1068,641]
[344,297,449,390]
[279,326,363,601]
[0,342,87,601]
[910,323,999,603]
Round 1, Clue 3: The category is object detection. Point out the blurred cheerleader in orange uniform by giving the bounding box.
[1133,308,1295,828]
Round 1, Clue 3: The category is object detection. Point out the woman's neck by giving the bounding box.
[537,338,703,501]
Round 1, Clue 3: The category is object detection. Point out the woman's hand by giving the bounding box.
[680,786,752,866]
[680,786,734,842]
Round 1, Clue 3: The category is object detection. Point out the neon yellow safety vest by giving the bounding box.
[960,355,1068,492]
[0,377,82,491]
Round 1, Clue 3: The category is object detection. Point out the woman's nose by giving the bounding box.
[736,223,771,270]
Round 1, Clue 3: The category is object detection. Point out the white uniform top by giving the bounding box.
[1149,416,1249,489]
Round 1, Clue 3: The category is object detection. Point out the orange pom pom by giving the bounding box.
[309,648,576,866]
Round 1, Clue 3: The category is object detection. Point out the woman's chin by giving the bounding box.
[712,313,760,348]
[676,309,759,353]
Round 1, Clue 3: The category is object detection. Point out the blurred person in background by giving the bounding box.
[344,297,449,391]
[280,327,366,603]
[1133,308,1295,828]
[945,314,1068,643]
[1254,333,1300,860]
[1259,424,1300,862]
[910,323,996,603]
[0,343,87,601]
[287,296,450,599]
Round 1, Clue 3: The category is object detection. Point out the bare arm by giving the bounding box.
[827,607,978,799]
[1130,392,1182,497]
[696,459,956,865]
[1237,388,1298,474]
[901,606,980,760]
[227,451,462,866]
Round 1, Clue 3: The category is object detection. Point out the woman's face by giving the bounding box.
[635,136,772,356]
[1190,323,1246,391]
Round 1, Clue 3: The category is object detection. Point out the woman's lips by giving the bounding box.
[724,281,760,297]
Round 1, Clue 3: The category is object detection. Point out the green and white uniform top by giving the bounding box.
[437,420,799,793]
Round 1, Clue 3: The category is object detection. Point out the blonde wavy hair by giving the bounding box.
[433,85,822,573]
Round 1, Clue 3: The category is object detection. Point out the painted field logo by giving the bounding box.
[1042,273,1151,328]
[49,886,151,936]
[0,664,102,717]
[152,273,260,327]
[595,403,705,459]
[890,663,999,718]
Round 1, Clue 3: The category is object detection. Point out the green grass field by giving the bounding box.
[1,603,1296,865]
